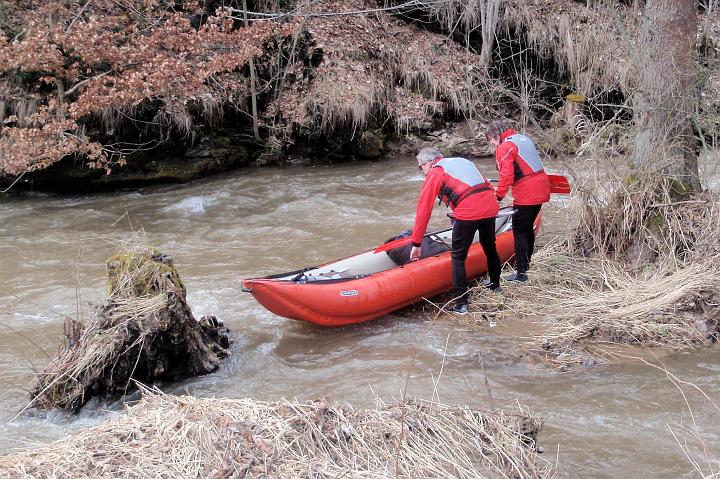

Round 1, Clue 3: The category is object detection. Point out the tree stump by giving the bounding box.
[31,247,231,413]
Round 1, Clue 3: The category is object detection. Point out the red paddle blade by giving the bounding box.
[373,236,412,254]
[548,174,571,194]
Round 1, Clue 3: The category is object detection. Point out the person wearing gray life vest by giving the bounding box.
[410,147,501,315]
[485,120,551,283]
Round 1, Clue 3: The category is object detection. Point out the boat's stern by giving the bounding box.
[241,277,309,320]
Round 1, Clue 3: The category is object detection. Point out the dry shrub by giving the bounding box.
[0,390,552,478]
[501,0,637,97]
[30,243,229,413]
[569,156,720,265]
[0,2,289,176]
[271,0,500,138]
[562,113,719,264]
[569,167,667,260]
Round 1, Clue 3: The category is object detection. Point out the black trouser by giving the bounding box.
[512,204,542,274]
[451,218,500,305]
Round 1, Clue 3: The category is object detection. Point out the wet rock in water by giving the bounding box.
[30,246,231,413]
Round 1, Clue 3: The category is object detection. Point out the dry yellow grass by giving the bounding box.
[0,390,553,478]
[452,205,720,368]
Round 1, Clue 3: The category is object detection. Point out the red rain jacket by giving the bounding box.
[411,157,499,246]
[495,128,551,206]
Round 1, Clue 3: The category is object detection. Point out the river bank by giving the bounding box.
[3,0,718,193]
[0,391,550,478]
[0,120,488,193]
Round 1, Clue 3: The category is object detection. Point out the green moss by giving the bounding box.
[535,138,553,153]
[653,324,668,336]
[646,211,665,234]
[152,164,196,181]
[212,135,233,148]
[358,130,385,157]
[206,149,228,160]
[621,173,639,188]
[106,249,186,299]
[551,126,581,154]
[566,93,586,104]
[663,177,693,200]
[621,174,693,201]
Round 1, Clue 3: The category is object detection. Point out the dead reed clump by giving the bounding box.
[459,237,720,367]
[536,179,720,360]
[0,390,553,478]
[29,244,230,413]
[460,242,612,324]
[531,257,720,352]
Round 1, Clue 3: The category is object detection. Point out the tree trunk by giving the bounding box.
[242,0,261,143]
[632,0,700,191]
[479,0,503,68]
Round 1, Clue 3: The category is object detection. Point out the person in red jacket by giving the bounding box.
[485,120,550,283]
[410,147,501,314]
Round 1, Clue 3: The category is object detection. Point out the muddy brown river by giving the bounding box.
[1,156,718,477]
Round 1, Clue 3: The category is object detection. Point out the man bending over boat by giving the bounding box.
[411,147,502,315]
[485,120,550,283]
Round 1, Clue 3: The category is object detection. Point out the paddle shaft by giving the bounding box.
[374,175,570,255]
[373,210,515,254]
[488,174,570,194]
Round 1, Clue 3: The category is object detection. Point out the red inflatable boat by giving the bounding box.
[242,206,539,327]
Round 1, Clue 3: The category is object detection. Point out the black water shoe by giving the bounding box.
[504,272,528,283]
[480,277,502,291]
[450,303,469,315]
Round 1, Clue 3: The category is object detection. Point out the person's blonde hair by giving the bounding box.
[416,147,442,165]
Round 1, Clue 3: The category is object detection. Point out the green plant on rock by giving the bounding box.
[106,248,186,299]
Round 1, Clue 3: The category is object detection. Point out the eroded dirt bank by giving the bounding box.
[2,0,718,191]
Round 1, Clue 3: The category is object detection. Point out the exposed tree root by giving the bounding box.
[30,245,231,413]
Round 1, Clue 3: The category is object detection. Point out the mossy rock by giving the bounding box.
[33,248,229,412]
[551,126,581,154]
[646,211,665,234]
[357,130,386,158]
[106,249,186,299]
